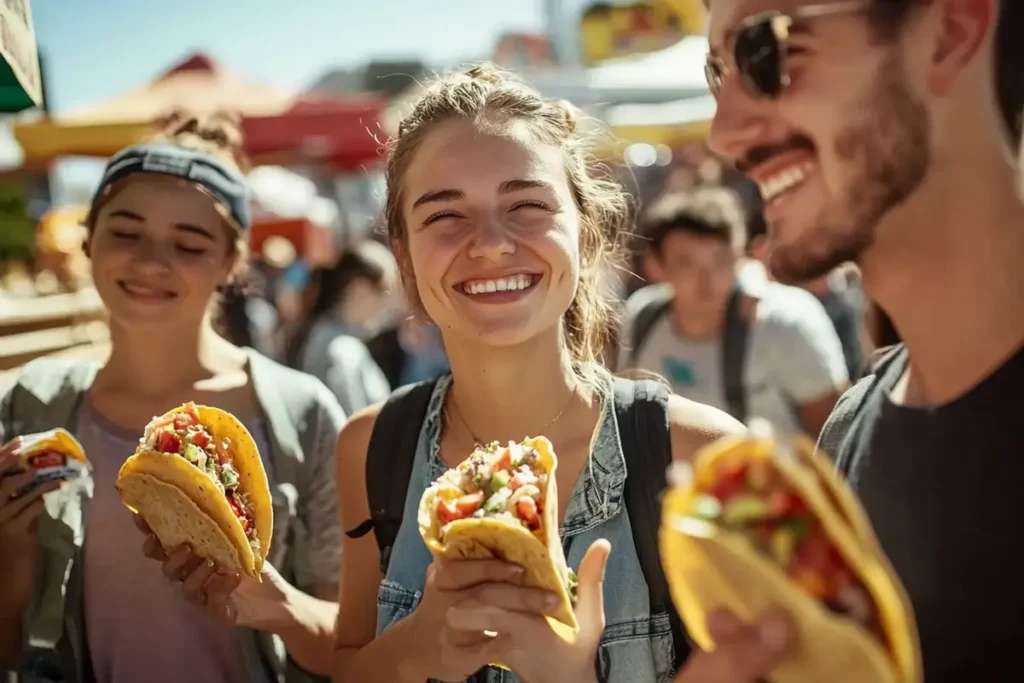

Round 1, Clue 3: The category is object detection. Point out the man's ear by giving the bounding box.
[643,250,666,283]
[927,0,996,96]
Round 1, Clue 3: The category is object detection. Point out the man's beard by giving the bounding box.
[769,59,931,284]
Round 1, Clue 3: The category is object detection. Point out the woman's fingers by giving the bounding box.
[181,560,218,605]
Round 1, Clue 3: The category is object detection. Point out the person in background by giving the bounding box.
[706,0,1024,679]
[746,197,865,379]
[284,245,394,415]
[365,315,450,390]
[618,185,848,438]
[0,111,343,683]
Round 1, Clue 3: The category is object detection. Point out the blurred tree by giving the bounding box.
[0,181,34,262]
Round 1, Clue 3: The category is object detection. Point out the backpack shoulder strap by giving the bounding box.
[613,376,690,671]
[720,288,750,423]
[346,378,438,575]
[628,289,674,366]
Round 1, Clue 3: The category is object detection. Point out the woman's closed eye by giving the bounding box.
[510,199,552,213]
[111,230,140,240]
[176,245,207,256]
[423,209,463,226]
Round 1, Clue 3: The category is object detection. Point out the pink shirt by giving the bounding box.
[77,398,271,683]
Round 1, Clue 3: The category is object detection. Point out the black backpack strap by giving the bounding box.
[345,378,438,575]
[628,294,673,366]
[720,288,750,423]
[613,376,691,672]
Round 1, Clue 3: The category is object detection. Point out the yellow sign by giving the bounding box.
[580,0,707,65]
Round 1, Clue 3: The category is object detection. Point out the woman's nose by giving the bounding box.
[134,237,173,272]
[467,215,515,262]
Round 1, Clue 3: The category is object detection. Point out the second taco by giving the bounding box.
[116,402,273,581]
[660,422,921,683]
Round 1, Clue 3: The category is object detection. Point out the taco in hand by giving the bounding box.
[4,428,91,485]
[660,420,921,683]
[418,437,578,641]
[116,402,272,581]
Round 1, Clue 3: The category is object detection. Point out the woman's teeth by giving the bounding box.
[120,281,172,298]
[461,275,536,295]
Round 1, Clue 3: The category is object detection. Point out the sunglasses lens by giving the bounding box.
[735,20,784,98]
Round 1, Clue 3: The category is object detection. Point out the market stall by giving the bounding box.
[11,52,384,171]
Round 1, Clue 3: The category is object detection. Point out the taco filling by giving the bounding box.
[434,441,548,538]
[141,402,259,556]
[690,459,884,644]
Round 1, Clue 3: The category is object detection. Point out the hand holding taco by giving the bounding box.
[0,437,64,542]
[418,437,579,638]
[116,402,273,581]
[660,420,922,683]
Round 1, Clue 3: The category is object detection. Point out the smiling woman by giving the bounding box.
[84,110,252,326]
[331,63,747,683]
[0,111,350,683]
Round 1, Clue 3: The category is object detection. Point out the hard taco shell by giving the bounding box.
[660,432,921,683]
[418,436,578,642]
[116,404,273,580]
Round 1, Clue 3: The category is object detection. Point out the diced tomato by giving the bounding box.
[455,492,485,516]
[792,567,829,598]
[173,413,194,430]
[215,441,230,464]
[768,491,806,517]
[516,497,540,528]
[437,499,460,524]
[190,431,212,448]
[493,448,513,472]
[227,496,250,532]
[793,528,832,574]
[709,462,750,501]
[157,430,181,454]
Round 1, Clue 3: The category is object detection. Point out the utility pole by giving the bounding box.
[544,0,573,67]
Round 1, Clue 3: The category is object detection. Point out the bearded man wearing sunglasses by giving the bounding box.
[668,0,1024,682]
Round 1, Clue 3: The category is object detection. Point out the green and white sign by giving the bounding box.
[0,0,40,112]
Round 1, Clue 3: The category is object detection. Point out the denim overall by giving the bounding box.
[376,370,676,683]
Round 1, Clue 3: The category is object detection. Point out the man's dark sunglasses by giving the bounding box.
[706,1,870,99]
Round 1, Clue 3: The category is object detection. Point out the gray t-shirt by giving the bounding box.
[619,282,849,434]
[77,398,273,683]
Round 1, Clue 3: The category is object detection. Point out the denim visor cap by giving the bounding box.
[91,142,252,230]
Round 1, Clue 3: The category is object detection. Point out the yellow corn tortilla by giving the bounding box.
[418,436,579,643]
[659,429,922,683]
[115,404,273,580]
[21,428,89,464]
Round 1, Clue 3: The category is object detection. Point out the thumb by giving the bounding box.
[575,538,612,640]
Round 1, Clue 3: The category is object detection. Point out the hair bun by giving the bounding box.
[553,99,579,135]
[464,62,505,86]
[153,107,249,172]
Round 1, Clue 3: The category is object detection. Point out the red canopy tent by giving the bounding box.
[12,52,386,172]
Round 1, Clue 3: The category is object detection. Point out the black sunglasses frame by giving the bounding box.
[705,0,872,100]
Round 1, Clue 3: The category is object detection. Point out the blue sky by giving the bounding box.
[32,0,554,116]
[13,0,583,196]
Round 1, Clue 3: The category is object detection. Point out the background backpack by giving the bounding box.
[346,375,691,673]
[626,287,750,423]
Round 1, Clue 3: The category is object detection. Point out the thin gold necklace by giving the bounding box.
[446,382,578,447]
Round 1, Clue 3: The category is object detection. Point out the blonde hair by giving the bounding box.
[384,63,629,366]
